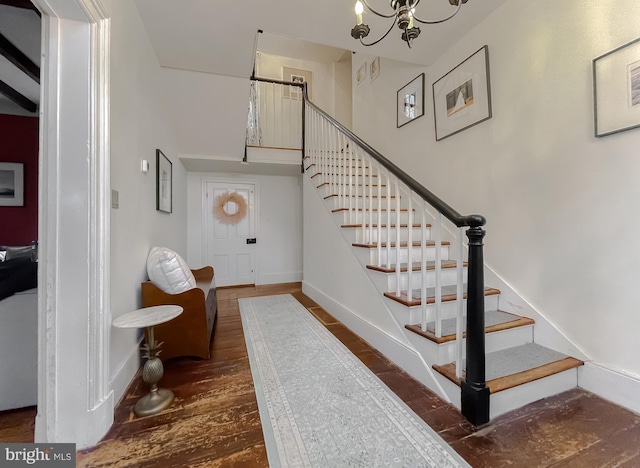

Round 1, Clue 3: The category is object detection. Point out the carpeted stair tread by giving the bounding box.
[384,284,500,307]
[433,343,584,394]
[405,310,534,344]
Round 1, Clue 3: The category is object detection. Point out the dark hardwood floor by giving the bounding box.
[2,282,639,467]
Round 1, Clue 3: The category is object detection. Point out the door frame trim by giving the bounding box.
[201,176,260,285]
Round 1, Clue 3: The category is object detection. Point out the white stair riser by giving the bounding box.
[367,267,467,292]
[339,210,413,225]
[432,365,579,419]
[370,245,451,265]
[313,174,380,185]
[354,227,432,244]
[340,225,433,245]
[490,369,578,419]
[353,245,450,266]
[330,197,403,211]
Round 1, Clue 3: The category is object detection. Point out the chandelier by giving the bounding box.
[351,0,469,49]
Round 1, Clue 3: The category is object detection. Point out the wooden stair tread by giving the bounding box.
[353,240,450,249]
[342,223,431,229]
[326,194,398,200]
[384,286,500,307]
[433,356,583,394]
[311,172,378,179]
[333,207,413,213]
[404,313,535,344]
[317,182,386,189]
[366,260,462,273]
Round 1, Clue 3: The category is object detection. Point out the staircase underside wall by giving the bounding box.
[302,175,451,401]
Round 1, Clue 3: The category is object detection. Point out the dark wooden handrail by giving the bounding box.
[250,76,489,425]
[301,83,484,229]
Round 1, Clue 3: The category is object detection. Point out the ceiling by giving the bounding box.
[0,1,40,117]
[0,0,507,116]
[133,0,507,78]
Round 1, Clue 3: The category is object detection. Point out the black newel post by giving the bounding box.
[461,225,490,426]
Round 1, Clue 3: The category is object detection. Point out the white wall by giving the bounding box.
[256,52,336,118]
[106,0,187,401]
[162,68,250,160]
[334,52,353,130]
[186,171,303,285]
[352,0,640,381]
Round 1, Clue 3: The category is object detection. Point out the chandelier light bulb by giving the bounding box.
[355,1,364,25]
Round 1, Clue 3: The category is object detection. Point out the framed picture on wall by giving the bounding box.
[357,62,367,85]
[283,67,313,100]
[370,57,380,82]
[397,73,425,128]
[432,45,492,141]
[0,162,24,206]
[593,36,640,137]
[156,149,172,213]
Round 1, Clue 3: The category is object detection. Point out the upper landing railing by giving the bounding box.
[249,76,489,425]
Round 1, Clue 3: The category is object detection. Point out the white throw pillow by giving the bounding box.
[146,247,196,294]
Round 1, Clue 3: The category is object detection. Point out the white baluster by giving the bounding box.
[435,212,442,338]
[421,199,428,331]
[386,174,391,269]
[395,178,401,297]
[368,156,374,245]
[407,192,413,301]
[376,165,383,267]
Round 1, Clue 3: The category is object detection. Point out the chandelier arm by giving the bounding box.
[361,0,397,19]
[412,1,462,24]
[360,17,398,46]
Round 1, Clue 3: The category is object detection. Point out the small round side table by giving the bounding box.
[113,304,183,417]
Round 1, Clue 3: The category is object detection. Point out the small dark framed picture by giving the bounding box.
[0,162,24,207]
[156,149,172,213]
[397,73,425,128]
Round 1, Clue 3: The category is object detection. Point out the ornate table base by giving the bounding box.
[134,387,174,417]
[112,305,183,418]
[134,324,174,417]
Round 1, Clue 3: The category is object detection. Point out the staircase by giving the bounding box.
[301,100,584,423]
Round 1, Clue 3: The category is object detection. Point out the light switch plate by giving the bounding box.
[111,189,119,209]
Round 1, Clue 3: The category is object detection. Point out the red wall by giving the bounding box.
[0,114,39,246]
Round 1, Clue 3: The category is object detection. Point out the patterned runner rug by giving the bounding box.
[239,294,470,467]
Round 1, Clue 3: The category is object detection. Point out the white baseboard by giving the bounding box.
[302,281,451,402]
[579,362,640,415]
[258,271,303,285]
[110,337,143,406]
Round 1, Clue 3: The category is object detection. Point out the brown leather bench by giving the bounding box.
[141,266,217,361]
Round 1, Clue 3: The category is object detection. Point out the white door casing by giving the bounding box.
[203,178,259,286]
[33,0,113,448]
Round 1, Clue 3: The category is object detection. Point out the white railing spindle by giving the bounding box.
[395,178,401,297]
[420,199,428,332]
[435,212,443,338]
[407,193,413,301]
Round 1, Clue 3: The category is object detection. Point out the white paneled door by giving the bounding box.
[204,180,257,287]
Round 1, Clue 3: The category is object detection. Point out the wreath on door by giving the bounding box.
[214,191,247,225]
